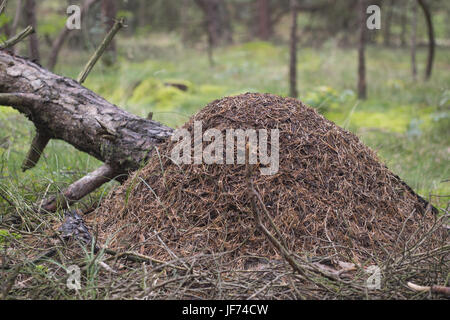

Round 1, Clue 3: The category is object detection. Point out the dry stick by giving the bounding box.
[1,265,20,299]
[41,164,117,212]
[0,0,7,15]
[407,282,450,297]
[247,272,288,300]
[0,26,34,50]
[137,274,196,299]
[0,189,14,207]
[103,248,187,272]
[1,246,60,298]
[245,160,306,277]
[252,181,289,250]
[0,248,57,271]
[245,156,360,292]
[77,18,125,84]
[21,131,50,172]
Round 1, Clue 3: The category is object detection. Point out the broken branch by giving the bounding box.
[0,0,7,16]
[0,26,34,50]
[41,164,117,212]
[21,131,50,172]
[245,161,306,277]
[407,282,450,297]
[77,18,125,84]
[0,92,40,111]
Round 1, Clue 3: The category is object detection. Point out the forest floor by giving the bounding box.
[0,36,449,299]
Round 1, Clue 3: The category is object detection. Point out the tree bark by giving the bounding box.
[195,0,232,47]
[383,0,393,47]
[400,4,407,48]
[181,0,190,45]
[101,0,117,66]
[417,0,435,81]
[0,50,173,177]
[8,0,24,54]
[11,0,22,36]
[256,0,271,40]
[24,0,39,63]
[289,0,298,98]
[41,164,117,212]
[411,0,417,80]
[357,0,367,100]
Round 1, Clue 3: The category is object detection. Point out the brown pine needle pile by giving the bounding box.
[93,93,447,274]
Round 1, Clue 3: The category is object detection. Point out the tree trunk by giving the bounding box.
[101,0,117,66]
[195,0,219,66]
[383,0,393,47]
[357,0,367,100]
[181,0,190,46]
[48,0,98,71]
[0,50,173,210]
[11,0,22,37]
[289,0,298,98]
[256,0,271,40]
[400,4,407,47]
[24,0,39,63]
[417,0,435,81]
[411,0,417,80]
[195,0,232,47]
[0,21,11,39]
[220,1,233,44]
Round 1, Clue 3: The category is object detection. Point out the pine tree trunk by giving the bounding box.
[411,0,417,80]
[289,0,298,98]
[400,6,407,47]
[195,0,232,47]
[383,0,393,47]
[417,0,435,81]
[357,0,367,100]
[24,0,40,62]
[101,0,117,66]
[257,0,271,40]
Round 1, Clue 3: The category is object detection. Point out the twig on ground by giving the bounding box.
[103,248,188,272]
[407,282,450,297]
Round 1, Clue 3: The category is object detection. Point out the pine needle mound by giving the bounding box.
[93,93,446,267]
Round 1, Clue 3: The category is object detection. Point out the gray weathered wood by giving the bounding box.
[0,50,173,176]
[42,164,117,212]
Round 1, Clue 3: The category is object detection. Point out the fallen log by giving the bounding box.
[0,50,174,211]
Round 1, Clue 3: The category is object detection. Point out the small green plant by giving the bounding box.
[0,229,21,245]
[35,264,49,274]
